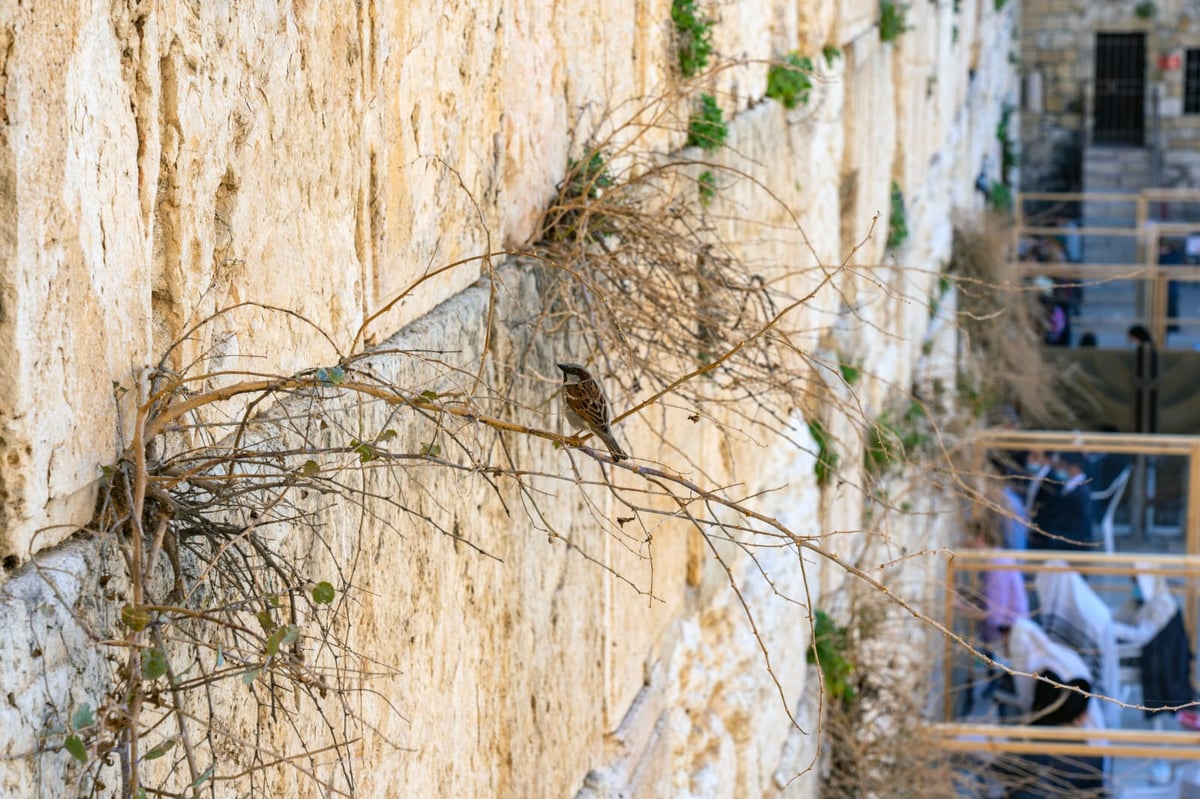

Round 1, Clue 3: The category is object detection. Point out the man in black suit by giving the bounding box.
[1048,452,1094,551]
[1025,450,1061,550]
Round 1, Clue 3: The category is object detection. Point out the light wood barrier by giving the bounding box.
[1014,189,1200,344]
[933,723,1200,760]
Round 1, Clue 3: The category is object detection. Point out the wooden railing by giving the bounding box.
[931,430,1200,771]
[1014,189,1200,345]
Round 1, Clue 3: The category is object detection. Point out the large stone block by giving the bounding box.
[839,34,897,269]
[835,0,880,46]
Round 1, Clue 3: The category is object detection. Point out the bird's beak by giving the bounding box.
[555,363,569,373]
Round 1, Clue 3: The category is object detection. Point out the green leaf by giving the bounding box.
[264,624,298,657]
[698,170,716,207]
[838,360,861,386]
[686,93,727,153]
[765,53,815,109]
[316,366,345,385]
[419,390,439,401]
[142,739,175,761]
[255,610,276,633]
[71,703,94,731]
[141,648,168,681]
[64,735,87,763]
[420,442,441,457]
[350,439,376,463]
[671,0,714,77]
[242,667,260,686]
[268,594,282,608]
[301,459,320,476]
[121,604,150,632]
[378,429,397,442]
[312,581,335,605]
[192,764,216,788]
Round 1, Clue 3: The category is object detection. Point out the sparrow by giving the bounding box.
[556,362,628,461]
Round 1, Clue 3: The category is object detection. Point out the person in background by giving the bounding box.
[966,514,1030,646]
[1035,564,1121,730]
[1057,215,1083,264]
[1046,452,1093,551]
[1114,567,1200,729]
[1002,617,1106,732]
[1078,331,1097,347]
[1001,470,1030,551]
[956,508,1030,718]
[1025,450,1061,550]
[1158,238,1182,334]
[1002,669,1106,798]
[1128,325,1158,434]
[1087,424,1130,494]
[989,453,1030,551]
[1035,275,1071,347]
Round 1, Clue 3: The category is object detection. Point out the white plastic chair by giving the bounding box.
[1092,464,1132,554]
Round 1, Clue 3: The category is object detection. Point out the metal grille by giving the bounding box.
[1094,33,1146,146]
[1186,49,1200,113]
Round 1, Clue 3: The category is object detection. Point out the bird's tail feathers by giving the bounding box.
[600,431,628,462]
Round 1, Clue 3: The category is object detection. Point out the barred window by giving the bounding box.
[1094,33,1145,145]
[1186,49,1200,113]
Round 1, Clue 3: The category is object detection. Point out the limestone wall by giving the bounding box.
[0,1,1013,797]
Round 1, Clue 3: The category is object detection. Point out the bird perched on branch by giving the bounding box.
[556,362,627,462]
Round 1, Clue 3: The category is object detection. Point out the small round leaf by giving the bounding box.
[64,735,87,763]
[121,605,150,632]
[312,582,335,605]
[71,703,94,731]
[141,648,168,681]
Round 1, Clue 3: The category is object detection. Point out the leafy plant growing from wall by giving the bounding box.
[687,93,728,152]
[838,356,862,386]
[698,169,717,206]
[879,1,910,43]
[988,107,1016,213]
[887,180,909,249]
[988,182,1013,212]
[672,0,715,77]
[822,45,842,67]
[864,400,929,476]
[815,591,965,797]
[766,53,815,109]
[808,609,856,702]
[808,418,841,487]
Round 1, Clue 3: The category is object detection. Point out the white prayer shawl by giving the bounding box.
[1007,617,1107,731]
[1035,565,1122,728]
[1114,567,1178,647]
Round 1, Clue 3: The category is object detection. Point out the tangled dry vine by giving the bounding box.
[33,78,1050,799]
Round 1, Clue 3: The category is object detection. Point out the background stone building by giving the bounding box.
[1020,0,1200,195]
[0,2,1013,797]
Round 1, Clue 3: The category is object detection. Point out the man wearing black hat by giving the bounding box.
[1045,452,1094,551]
